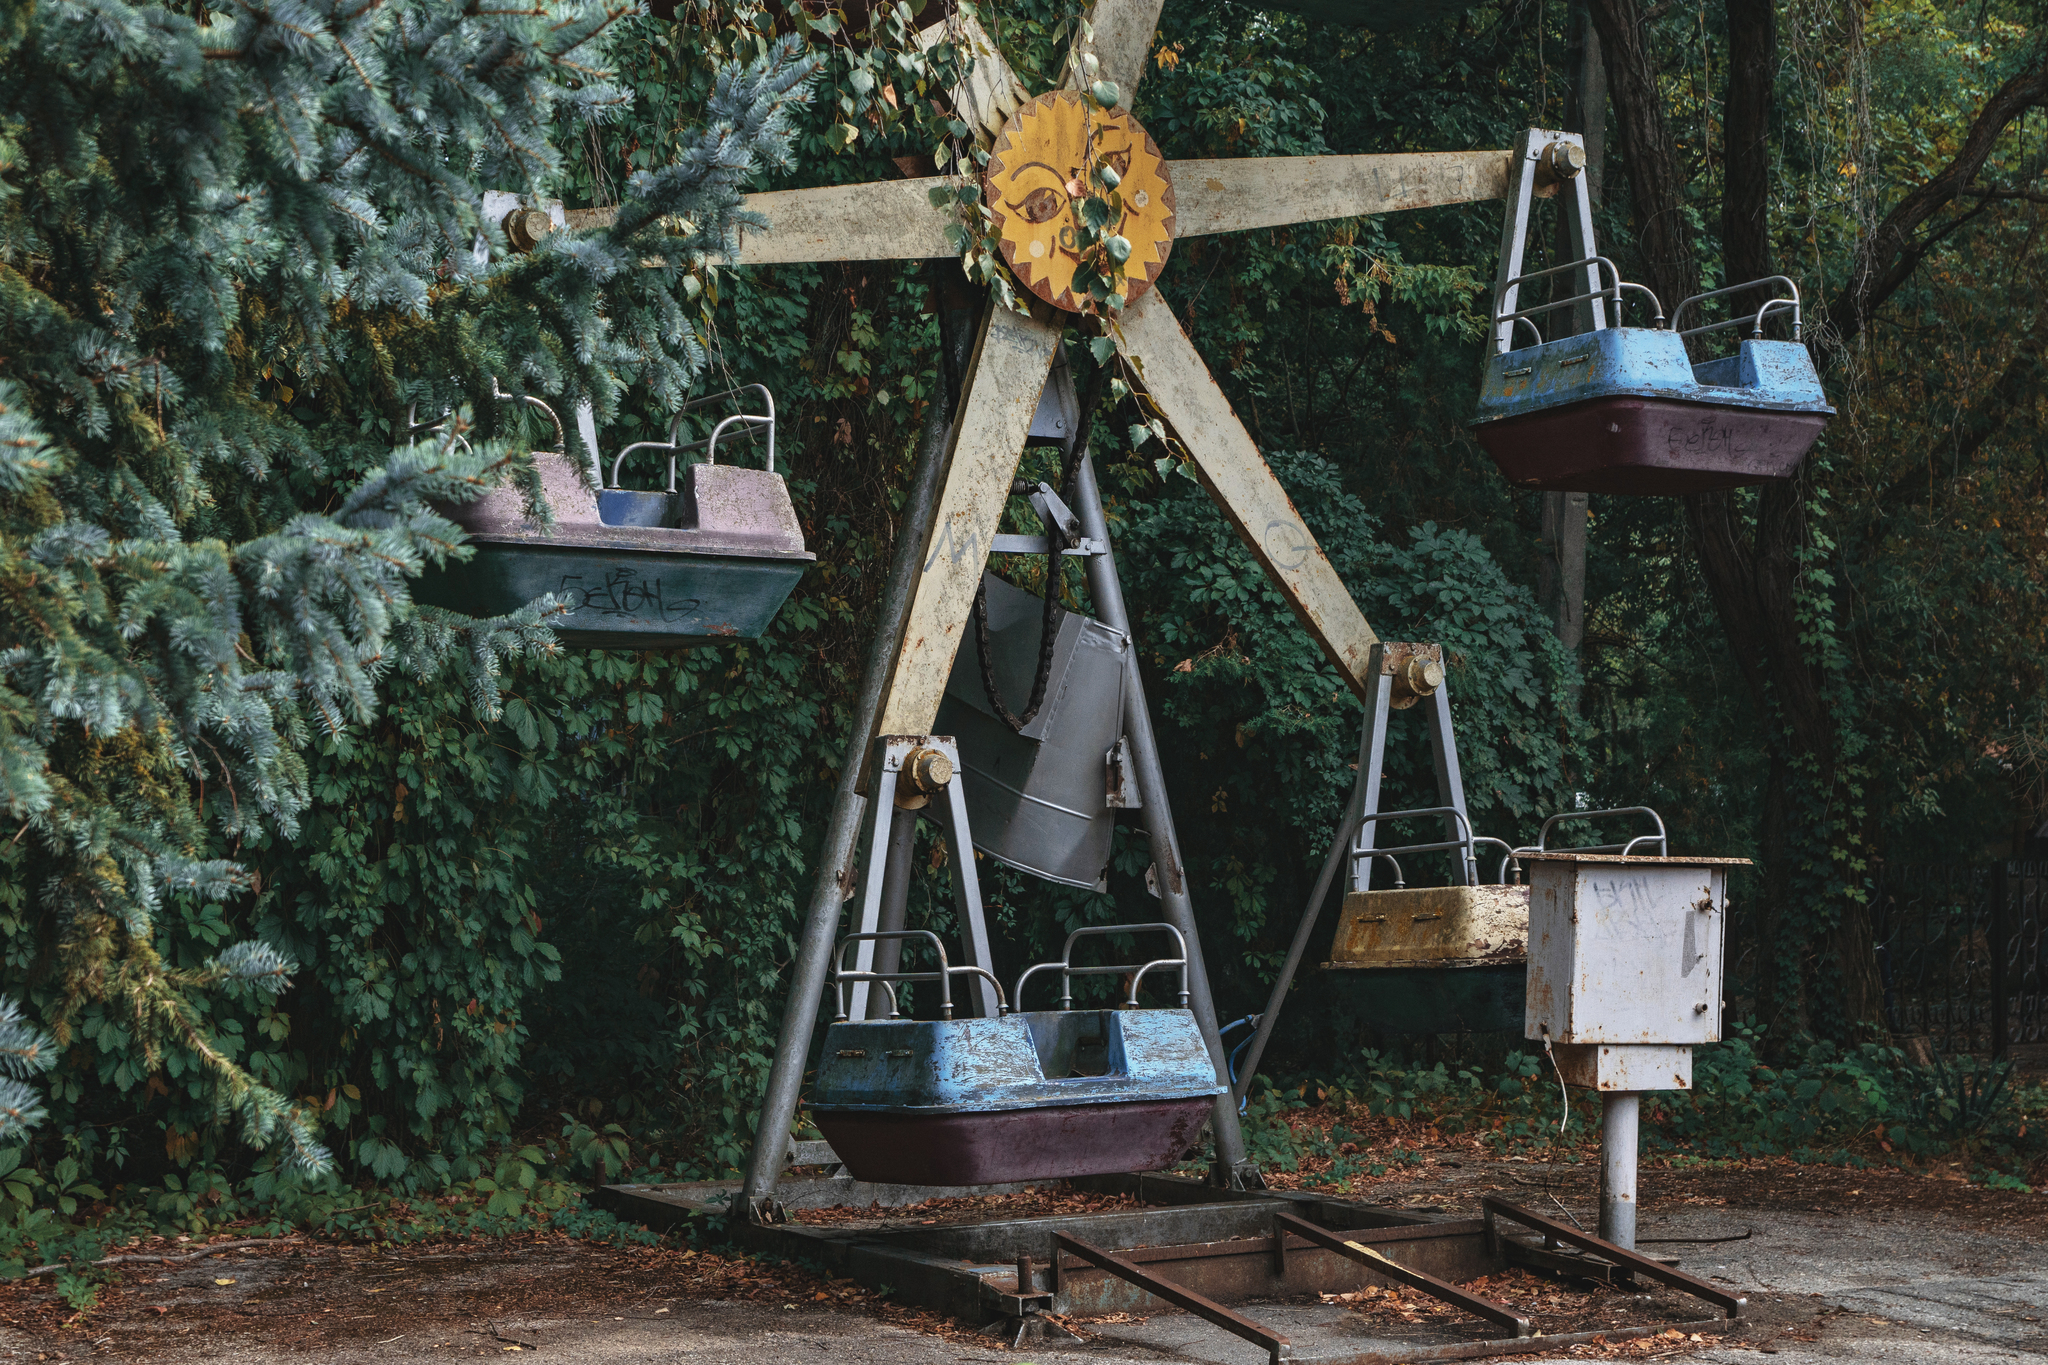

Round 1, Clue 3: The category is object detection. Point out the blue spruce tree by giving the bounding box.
[0,0,816,1172]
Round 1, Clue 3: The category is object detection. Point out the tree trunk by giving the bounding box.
[1594,0,1870,1035]
[1586,0,1699,314]
[1540,2,1605,665]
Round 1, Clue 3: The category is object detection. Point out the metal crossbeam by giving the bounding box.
[1050,1232,1292,1364]
[1481,1196,1746,1317]
[1275,1212,1531,1337]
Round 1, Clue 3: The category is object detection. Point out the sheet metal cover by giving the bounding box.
[936,573,1128,889]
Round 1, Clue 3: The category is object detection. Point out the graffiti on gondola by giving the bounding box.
[1661,414,1756,459]
[557,568,699,622]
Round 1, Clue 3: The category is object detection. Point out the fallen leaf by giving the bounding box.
[213,1278,236,1286]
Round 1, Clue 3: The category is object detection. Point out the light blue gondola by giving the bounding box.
[1470,132,1834,495]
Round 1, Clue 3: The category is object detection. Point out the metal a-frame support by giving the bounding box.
[1491,127,1606,354]
[737,330,1257,1219]
[1229,642,1478,1099]
[843,735,1000,1022]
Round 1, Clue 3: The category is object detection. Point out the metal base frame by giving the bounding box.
[595,1174,1746,1364]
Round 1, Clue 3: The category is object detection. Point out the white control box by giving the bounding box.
[1524,854,1744,1047]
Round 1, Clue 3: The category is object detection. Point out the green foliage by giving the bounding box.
[0,0,815,1183]
[1659,1028,2036,1174]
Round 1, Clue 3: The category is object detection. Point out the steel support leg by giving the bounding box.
[736,292,977,1221]
[1230,716,1376,1104]
[1600,1091,1640,1250]
[865,808,921,1009]
[1425,684,1478,885]
[1072,454,1255,1184]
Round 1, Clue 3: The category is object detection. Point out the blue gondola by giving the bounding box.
[1471,132,1834,495]
[1471,264,1835,494]
[807,928,1224,1186]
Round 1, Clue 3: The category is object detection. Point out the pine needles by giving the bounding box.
[0,0,816,1177]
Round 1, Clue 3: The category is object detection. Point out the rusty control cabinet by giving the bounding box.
[1524,853,1748,1248]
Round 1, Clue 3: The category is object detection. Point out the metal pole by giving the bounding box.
[736,290,978,1220]
[1072,453,1255,1183]
[866,811,921,1012]
[1230,722,1373,1104]
[1425,685,1477,886]
[1599,1091,1640,1249]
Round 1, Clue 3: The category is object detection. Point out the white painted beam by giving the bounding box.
[1083,0,1167,110]
[1116,290,1381,696]
[733,179,956,264]
[874,305,1064,735]
[1169,150,1512,238]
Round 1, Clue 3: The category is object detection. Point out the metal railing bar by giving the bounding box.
[1014,923,1189,1013]
[1049,1233,1291,1365]
[671,383,777,471]
[1481,1197,1745,1318]
[1275,1212,1530,1337]
[831,931,1008,1021]
[1538,807,1668,857]
[1671,275,1803,341]
[1494,256,1666,332]
[1351,806,1479,883]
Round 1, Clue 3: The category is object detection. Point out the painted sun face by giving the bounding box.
[984,91,1176,313]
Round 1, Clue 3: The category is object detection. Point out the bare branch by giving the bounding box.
[1821,53,2048,346]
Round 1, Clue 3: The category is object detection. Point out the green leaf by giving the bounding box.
[1090,80,1121,108]
[1088,336,1118,365]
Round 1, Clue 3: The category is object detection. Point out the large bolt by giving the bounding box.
[1543,141,1588,180]
[901,747,954,796]
[503,207,554,253]
[1403,656,1446,696]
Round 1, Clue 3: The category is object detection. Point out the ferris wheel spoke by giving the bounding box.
[733,180,955,264]
[915,12,1031,145]
[1169,150,1512,238]
[1115,289,1382,696]
[1080,0,1167,109]
[874,302,1065,736]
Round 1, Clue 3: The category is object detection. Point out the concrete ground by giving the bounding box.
[0,1165,2040,1364]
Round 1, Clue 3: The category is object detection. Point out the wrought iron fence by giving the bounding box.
[1870,859,2048,1057]
[2006,860,2048,1052]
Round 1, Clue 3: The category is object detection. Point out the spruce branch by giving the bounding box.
[0,0,811,1181]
